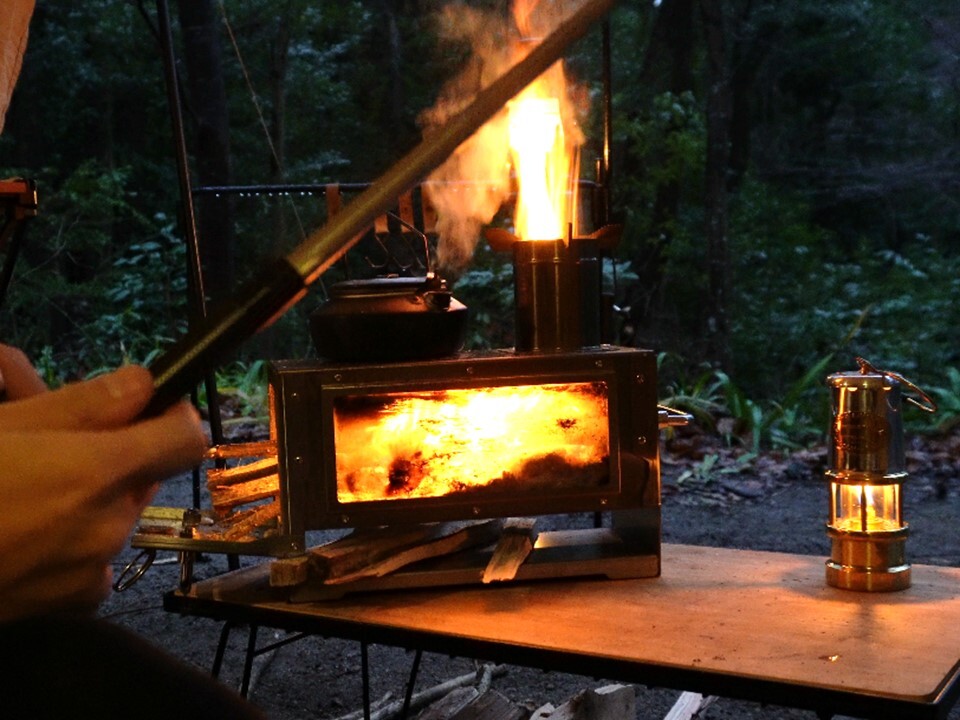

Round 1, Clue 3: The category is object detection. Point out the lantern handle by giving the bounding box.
[855,357,938,413]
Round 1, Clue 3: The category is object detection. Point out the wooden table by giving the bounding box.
[164,544,960,719]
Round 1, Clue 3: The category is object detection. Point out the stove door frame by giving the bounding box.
[270,347,659,537]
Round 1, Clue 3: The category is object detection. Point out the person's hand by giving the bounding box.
[0,344,208,622]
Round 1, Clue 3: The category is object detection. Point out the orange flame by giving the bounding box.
[333,382,610,503]
[421,1,588,269]
[831,483,902,533]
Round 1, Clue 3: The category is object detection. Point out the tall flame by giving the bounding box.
[421,1,588,269]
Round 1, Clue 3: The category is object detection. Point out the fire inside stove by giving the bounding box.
[333,381,610,503]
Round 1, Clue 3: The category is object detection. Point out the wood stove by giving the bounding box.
[271,344,658,538]
[260,344,663,593]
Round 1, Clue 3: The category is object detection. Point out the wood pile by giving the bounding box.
[199,440,281,542]
[271,517,542,591]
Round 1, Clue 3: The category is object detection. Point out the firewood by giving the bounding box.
[311,520,503,585]
[330,665,507,720]
[205,440,277,460]
[310,523,479,578]
[206,456,278,488]
[221,500,280,541]
[210,474,279,515]
[482,517,537,583]
[531,685,635,720]
[270,556,312,587]
[444,690,525,720]
[417,687,479,720]
[662,692,716,720]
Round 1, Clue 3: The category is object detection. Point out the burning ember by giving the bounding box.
[333,381,610,503]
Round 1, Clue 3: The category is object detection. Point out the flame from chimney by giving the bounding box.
[421,1,588,272]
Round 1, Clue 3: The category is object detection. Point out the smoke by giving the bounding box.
[419,1,589,275]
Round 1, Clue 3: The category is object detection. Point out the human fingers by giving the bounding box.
[0,344,48,400]
[0,559,113,622]
[83,399,209,498]
[0,364,154,431]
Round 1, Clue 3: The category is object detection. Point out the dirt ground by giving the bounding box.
[100,424,960,720]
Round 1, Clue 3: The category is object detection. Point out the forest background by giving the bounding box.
[1,0,959,450]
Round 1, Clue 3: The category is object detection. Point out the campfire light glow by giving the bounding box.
[333,382,610,503]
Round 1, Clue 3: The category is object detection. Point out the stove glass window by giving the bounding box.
[333,381,610,503]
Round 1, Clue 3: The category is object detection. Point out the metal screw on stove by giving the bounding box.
[637,436,647,446]
[636,373,646,384]
[466,366,475,375]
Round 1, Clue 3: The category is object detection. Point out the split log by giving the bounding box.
[221,499,280,541]
[210,474,279,515]
[444,690,526,720]
[206,456,278,488]
[269,555,312,587]
[482,517,537,583]
[205,441,276,460]
[417,687,480,720]
[662,692,716,720]
[531,685,635,720]
[311,520,503,585]
[205,440,277,460]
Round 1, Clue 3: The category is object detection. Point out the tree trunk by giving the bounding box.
[700,0,731,368]
[176,0,235,303]
[622,0,695,343]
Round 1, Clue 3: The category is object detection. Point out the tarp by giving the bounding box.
[0,0,36,134]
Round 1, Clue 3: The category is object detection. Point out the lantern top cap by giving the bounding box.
[826,357,937,413]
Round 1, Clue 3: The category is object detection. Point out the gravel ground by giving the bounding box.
[99,430,960,720]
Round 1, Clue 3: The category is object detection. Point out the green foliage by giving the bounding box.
[659,351,831,452]
[449,245,515,350]
[613,90,706,257]
[0,0,957,458]
[201,359,272,422]
[927,367,960,434]
[0,161,187,382]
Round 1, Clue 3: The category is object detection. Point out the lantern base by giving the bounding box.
[825,527,911,592]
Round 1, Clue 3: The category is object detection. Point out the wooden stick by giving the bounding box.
[204,440,277,459]
[316,520,503,585]
[222,500,280,541]
[210,474,279,515]
[206,456,278,488]
[482,518,538,583]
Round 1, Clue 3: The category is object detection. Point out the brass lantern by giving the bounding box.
[825,358,936,592]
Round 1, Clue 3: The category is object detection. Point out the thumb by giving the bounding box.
[0,365,156,431]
